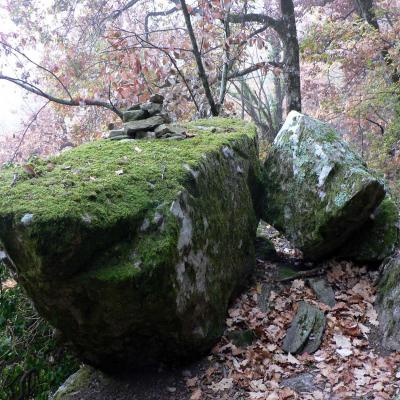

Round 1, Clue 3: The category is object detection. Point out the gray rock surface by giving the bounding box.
[109,129,126,138]
[308,278,336,307]
[134,131,156,139]
[302,307,325,354]
[282,301,325,354]
[376,256,400,351]
[282,302,317,354]
[127,103,142,111]
[122,110,147,122]
[141,102,162,116]
[154,124,171,137]
[110,135,130,141]
[50,366,103,400]
[257,282,272,313]
[124,115,166,136]
[281,372,320,394]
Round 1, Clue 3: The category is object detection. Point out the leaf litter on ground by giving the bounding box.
[185,225,400,399]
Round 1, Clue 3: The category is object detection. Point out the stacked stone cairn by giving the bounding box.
[108,94,188,141]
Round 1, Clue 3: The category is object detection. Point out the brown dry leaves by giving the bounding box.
[186,261,400,399]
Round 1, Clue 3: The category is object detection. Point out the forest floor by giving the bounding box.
[65,223,400,400]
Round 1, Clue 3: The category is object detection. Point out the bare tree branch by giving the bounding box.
[0,74,122,118]
[0,41,73,101]
[10,101,50,163]
[144,7,180,40]
[366,118,385,135]
[228,13,285,38]
[106,0,142,21]
[218,2,232,107]
[227,62,283,80]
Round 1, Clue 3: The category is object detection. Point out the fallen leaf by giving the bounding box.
[186,377,198,387]
[210,377,233,392]
[291,279,305,290]
[23,164,36,177]
[287,353,300,365]
[333,333,352,349]
[336,348,353,357]
[190,389,202,400]
[366,303,379,326]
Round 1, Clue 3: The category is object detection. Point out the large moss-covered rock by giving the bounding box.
[376,256,400,351]
[337,197,399,264]
[0,118,262,370]
[263,111,385,260]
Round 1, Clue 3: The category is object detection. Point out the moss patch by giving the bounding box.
[0,118,255,280]
[337,197,399,263]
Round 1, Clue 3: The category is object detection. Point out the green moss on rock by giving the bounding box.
[0,118,261,370]
[51,366,99,400]
[337,197,399,264]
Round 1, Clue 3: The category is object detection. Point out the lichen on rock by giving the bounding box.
[0,118,262,370]
[262,111,385,260]
[50,366,101,400]
[376,256,400,351]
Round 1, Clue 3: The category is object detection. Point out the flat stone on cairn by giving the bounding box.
[108,94,189,141]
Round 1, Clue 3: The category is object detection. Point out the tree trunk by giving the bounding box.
[280,0,301,113]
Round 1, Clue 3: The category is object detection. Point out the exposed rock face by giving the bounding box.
[376,256,400,351]
[0,118,262,370]
[337,197,399,264]
[263,111,385,260]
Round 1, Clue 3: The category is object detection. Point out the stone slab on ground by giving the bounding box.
[302,307,325,354]
[282,301,317,354]
[282,301,325,354]
[257,282,272,313]
[308,277,336,307]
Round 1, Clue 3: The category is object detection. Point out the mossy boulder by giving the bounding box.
[376,256,400,351]
[337,197,399,264]
[263,111,385,260]
[0,118,262,370]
